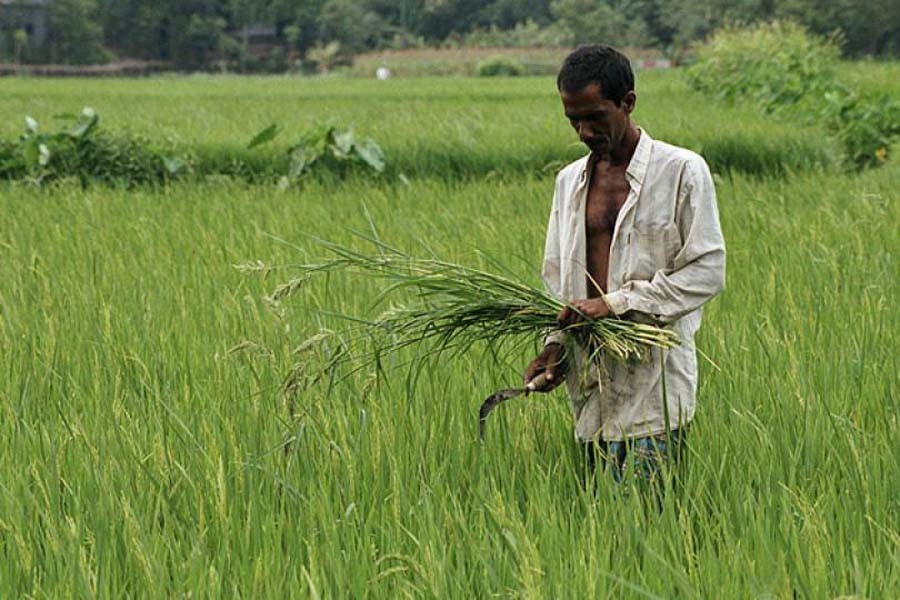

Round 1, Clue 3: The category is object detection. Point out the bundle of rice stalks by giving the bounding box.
[261,237,679,370]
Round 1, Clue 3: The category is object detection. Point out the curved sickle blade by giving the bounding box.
[479,388,527,440]
[478,373,549,440]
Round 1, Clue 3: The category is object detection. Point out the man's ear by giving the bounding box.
[621,90,637,114]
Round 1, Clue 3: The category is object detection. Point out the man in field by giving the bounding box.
[523,45,726,485]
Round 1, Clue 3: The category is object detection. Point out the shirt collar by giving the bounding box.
[626,127,652,185]
[578,127,653,187]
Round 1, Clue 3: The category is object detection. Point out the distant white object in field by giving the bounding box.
[376,67,391,80]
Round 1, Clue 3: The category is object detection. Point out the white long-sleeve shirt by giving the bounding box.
[541,129,726,442]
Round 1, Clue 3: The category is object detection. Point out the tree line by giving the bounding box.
[1,0,897,70]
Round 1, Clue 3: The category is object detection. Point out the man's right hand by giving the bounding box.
[523,342,566,393]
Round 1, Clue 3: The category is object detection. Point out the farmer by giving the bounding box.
[523,45,726,486]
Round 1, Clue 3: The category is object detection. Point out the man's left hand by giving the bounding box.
[557,297,612,328]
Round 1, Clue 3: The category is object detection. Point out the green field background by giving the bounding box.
[1,70,898,597]
[0,71,851,177]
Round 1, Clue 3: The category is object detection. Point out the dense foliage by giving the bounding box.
[0,107,188,186]
[0,0,898,69]
[476,55,525,77]
[688,21,900,168]
[0,110,386,187]
[686,21,840,113]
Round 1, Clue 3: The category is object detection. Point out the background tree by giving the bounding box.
[477,0,554,30]
[13,29,28,64]
[269,0,327,54]
[550,0,652,47]
[419,0,487,41]
[4,0,899,67]
[774,0,900,56]
[317,0,389,55]
[185,14,226,70]
[46,0,110,64]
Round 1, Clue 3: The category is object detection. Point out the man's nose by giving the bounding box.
[577,121,593,141]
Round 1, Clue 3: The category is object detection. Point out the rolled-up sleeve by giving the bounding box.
[603,157,726,324]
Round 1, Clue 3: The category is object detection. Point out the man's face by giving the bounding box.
[560,83,635,157]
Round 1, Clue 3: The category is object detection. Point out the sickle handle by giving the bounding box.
[525,371,551,393]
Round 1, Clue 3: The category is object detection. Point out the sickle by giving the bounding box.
[478,372,551,440]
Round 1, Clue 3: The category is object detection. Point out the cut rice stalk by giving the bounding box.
[272,237,679,370]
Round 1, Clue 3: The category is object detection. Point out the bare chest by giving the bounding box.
[585,169,630,236]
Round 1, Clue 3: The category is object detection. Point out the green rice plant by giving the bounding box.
[2,163,899,596]
[0,74,843,179]
[264,237,679,379]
